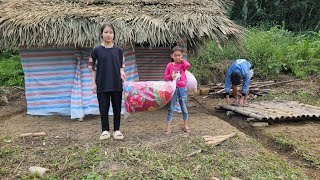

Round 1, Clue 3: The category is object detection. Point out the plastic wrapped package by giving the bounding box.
[186,70,197,93]
[124,81,176,113]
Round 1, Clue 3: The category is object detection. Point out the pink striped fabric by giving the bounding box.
[21,46,139,119]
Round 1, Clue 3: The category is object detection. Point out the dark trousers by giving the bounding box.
[97,92,122,132]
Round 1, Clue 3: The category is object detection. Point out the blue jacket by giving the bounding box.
[225,59,252,95]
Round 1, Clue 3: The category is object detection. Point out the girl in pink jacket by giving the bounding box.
[164,46,191,135]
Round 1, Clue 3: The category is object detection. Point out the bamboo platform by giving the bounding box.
[219,101,320,122]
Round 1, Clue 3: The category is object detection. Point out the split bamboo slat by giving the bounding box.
[219,101,320,122]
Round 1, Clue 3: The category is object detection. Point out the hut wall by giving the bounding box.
[134,40,188,81]
[135,46,171,81]
[20,46,138,118]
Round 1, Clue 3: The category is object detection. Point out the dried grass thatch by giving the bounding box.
[0,0,243,49]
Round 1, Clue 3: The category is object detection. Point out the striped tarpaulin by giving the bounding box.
[20,46,139,119]
[135,46,171,81]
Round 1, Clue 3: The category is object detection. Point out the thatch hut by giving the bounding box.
[0,0,242,119]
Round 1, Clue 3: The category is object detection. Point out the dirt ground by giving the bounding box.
[1,98,249,178]
[1,77,319,179]
[0,106,239,147]
[0,87,26,120]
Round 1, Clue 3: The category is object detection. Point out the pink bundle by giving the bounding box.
[124,81,176,113]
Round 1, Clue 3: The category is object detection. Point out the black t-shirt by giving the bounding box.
[91,45,124,93]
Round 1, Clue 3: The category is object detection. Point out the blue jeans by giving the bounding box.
[167,87,188,122]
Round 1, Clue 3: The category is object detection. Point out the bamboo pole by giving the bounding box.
[257,80,296,88]
[271,101,320,117]
[219,105,267,120]
[254,102,300,118]
[248,104,287,119]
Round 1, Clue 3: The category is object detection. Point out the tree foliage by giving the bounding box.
[230,0,320,31]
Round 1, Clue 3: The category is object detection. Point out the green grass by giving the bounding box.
[6,137,306,179]
[257,89,320,107]
[1,136,308,179]
[110,137,307,179]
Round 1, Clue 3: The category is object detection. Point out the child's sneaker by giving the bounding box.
[113,131,124,140]
[99,131,110,140]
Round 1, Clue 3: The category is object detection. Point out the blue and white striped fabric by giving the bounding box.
[20,46,139,119]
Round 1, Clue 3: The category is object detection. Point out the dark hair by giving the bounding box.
[231,72,242,86]
[171,46,184,54]
[100,23,115,40]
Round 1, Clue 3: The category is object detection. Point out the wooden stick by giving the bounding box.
[20,132,47,137]
[203,133,237,141]
[216,89,225,94]
[13,86,25,91]
[257,80,296,88]
[12,159,24,173]
[186,149,202,157]
[190,97,211,115]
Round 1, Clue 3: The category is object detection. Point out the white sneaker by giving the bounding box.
[113,131,124,140]
[99,131,110,140]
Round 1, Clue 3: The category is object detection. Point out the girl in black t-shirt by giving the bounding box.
[89,24,126,140]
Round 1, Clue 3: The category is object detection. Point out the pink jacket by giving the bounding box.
[164,60,190,88]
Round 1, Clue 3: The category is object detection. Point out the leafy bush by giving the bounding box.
[0,49,24,87]
[189,27,320,85]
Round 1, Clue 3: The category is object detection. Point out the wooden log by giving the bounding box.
[20,132,47,137]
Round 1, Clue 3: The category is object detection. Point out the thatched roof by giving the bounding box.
[0,0,242,49]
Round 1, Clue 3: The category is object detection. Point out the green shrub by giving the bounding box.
[0,49,24,87]
[189,27,320,85]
